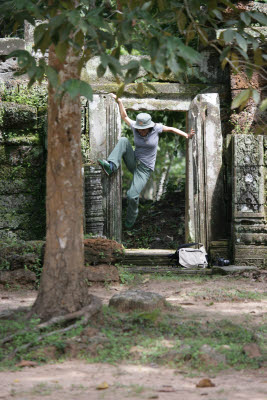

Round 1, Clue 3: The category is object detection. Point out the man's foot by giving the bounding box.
[98,159,113,176]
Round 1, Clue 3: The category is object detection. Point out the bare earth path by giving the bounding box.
[0,276,266,400]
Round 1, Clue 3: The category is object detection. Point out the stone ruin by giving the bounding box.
[0,10,266,268]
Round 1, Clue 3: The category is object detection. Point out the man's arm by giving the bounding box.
[110,94,133,127]
[162,125,195,139]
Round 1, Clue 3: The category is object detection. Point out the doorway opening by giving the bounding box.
[121,110,187,250]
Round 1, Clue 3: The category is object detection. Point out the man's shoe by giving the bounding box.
[98,159,113,176]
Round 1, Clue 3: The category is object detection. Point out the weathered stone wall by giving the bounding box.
[0,102,46,240]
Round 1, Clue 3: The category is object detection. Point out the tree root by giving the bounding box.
[3,295,102,360]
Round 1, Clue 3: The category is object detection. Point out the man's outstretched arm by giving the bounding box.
[110,94,133,127]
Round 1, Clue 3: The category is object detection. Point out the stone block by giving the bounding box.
[0,102,37,130]
[84,237,124,265]
[230,70,261,90]
[0,58,18,74]
[0,144,43,167]
[109,290,166,312]
[0,38,25,56]
[0,179,31,194]
[0,193,34,213]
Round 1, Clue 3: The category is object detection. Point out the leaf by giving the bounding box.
[167,54,180,75]
[141,1,152,11]
[62,79,93,100]
[254,48,264,66]
[177,10,187,33]
[212,9,223,20]
[34,23,48,47]
[96,382,109,390]
[231,89,251,109]
[250,11,267,26]
[179,44,202,64]
[235,33,247,53]
[97,64,106,78]
[219,45,231,62]
[252,89,260,105]
[259,98,267,112]
[223,29,235,43]
[46,66,59,87]
[55,42,69,63]
[6,50,32,68]
[240,12,251,26]
[186,23,195,44]
[230,51,239,68]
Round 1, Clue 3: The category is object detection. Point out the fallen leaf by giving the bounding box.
[1,296,9,299]
[15,360,37,368]
[196,379,215,388]
[96,382,109,390]
[158,385,176,392]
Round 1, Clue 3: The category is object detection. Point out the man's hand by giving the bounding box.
[110,93,120,102]
[188,128,195,139]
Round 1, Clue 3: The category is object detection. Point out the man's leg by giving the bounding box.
[126,161,151,228]
[108,137,136,173]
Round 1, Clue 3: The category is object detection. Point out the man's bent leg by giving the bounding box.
[108,137,136,173]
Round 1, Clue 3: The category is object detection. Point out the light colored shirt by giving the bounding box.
[130,123,163,171]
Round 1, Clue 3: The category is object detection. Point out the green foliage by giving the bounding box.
[0,0,265,107]
[0,84,47,108]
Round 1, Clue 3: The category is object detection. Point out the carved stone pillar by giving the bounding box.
[84,166,104,236]
[232,135,267,267]
[87,94,122,242]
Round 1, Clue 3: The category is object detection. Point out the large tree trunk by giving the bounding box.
[31,46,90,321]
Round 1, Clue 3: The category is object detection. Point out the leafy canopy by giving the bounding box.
[1,0,266,108]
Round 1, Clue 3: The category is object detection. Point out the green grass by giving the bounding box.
[0,301,266,374]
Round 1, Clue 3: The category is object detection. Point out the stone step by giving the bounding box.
[123,249,173,266]
[123,249,259,275]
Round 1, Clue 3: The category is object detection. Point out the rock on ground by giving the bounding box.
[109,289,166,312]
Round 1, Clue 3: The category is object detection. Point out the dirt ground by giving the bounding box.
[0,275,266,400]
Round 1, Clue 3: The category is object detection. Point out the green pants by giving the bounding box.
[108,137,151,225]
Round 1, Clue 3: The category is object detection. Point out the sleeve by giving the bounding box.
[156,123,163,134]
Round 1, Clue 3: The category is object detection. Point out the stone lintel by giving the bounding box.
[0,38,25,56]
[234,212,265,219]
[90,83,225,99]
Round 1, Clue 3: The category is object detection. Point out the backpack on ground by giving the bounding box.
[168,243,208,269]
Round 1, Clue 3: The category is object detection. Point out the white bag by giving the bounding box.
[178,245,208,269]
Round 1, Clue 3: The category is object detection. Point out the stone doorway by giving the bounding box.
[86,91,226,252]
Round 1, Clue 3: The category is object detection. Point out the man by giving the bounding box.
[98,94,195,229]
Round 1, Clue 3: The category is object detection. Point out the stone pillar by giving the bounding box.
[186,93,226,249]
[232,135,267,267]
[87,94,122,241]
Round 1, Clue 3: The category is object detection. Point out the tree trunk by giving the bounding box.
[31,46,90,321]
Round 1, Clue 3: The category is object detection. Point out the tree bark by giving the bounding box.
[31,46,90,321]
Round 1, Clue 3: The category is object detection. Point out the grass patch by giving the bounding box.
[189,288,267,302]
[0,304,266,374]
